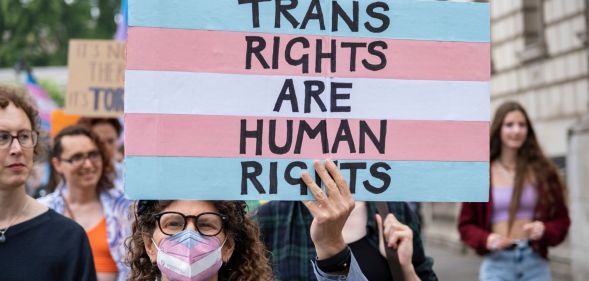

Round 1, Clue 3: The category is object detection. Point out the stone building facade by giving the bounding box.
[423,1,589,280]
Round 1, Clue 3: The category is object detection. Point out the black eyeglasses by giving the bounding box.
[154,211,227,236]
[59,150,102,167]
[0,130,38,149]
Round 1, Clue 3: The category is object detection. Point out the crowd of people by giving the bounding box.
[0,83,571,281]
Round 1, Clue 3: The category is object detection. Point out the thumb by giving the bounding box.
[522,223,533,233]
[375,214,386,257]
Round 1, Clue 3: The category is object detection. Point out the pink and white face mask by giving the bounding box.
[152,230,226,281]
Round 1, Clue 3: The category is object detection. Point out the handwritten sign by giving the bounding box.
[66,40,125,117]
[125,0,491,202]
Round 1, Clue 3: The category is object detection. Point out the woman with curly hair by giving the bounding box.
[0,86,96,280]
[127,200,274,281]
[127,160,371,281]
[458,101,570,281]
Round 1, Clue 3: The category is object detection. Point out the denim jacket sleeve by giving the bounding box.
[312,251,368,281]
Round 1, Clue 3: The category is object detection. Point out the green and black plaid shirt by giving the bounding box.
[254,201,438,281]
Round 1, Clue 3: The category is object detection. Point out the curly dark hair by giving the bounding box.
[0,85,45,160]
[46,125,114,193]
[126,200,274,281]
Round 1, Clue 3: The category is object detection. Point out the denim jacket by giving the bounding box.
[38,184,133,281]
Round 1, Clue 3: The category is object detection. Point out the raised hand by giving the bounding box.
[301,159,356,260]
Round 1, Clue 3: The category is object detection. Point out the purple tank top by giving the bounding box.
[492,184,538,224]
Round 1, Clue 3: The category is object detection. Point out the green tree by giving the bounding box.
[0,0,120,68]
[94,0,118,39]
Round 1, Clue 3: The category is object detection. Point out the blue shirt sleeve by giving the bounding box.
[312,251,369,281]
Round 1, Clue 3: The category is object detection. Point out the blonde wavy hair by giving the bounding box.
[126,200,274,281]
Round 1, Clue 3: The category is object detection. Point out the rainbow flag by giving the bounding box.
[25,73,57,131]
[124,0,490,202]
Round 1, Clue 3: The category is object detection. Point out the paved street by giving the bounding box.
[424,241,573,281]
[424,241,482,281]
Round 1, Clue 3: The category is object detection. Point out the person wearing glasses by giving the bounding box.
[78,117,124,189]
[128,200,274,281]
[0,86,96,281]
[127,160,370,281]
[38,125,132,281]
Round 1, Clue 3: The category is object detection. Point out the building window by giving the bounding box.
[523,0,543,46]
[519,0,547,62]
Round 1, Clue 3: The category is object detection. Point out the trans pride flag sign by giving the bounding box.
[25,73,57,131]
[124,0,490,201]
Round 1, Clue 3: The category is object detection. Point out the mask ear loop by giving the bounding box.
[151,237,161,252]
[219,236,228,249]
[218,235,230,265]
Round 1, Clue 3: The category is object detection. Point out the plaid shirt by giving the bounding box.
[254,201,438,281]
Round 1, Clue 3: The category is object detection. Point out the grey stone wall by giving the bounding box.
[567,115,589,281]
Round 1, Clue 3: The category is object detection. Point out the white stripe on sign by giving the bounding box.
[125,70,490,121]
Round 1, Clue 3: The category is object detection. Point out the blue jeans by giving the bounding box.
[479,241,551,281]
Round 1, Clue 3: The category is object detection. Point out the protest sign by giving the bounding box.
[66,39,125,117]
[125,0,490,201]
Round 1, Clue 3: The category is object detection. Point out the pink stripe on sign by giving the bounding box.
[125,114,489,161]
[127,27,490,81]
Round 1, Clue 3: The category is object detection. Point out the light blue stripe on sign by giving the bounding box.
[124,157,489,202]
[129,0,489,43]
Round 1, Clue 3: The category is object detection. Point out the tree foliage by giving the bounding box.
[0,0,119,68]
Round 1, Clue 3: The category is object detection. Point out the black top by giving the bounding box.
[255,201,437,281]
[349,235,394,281]
[0,209,97,281]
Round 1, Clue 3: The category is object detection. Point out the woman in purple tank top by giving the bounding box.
[458,101,570,281]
